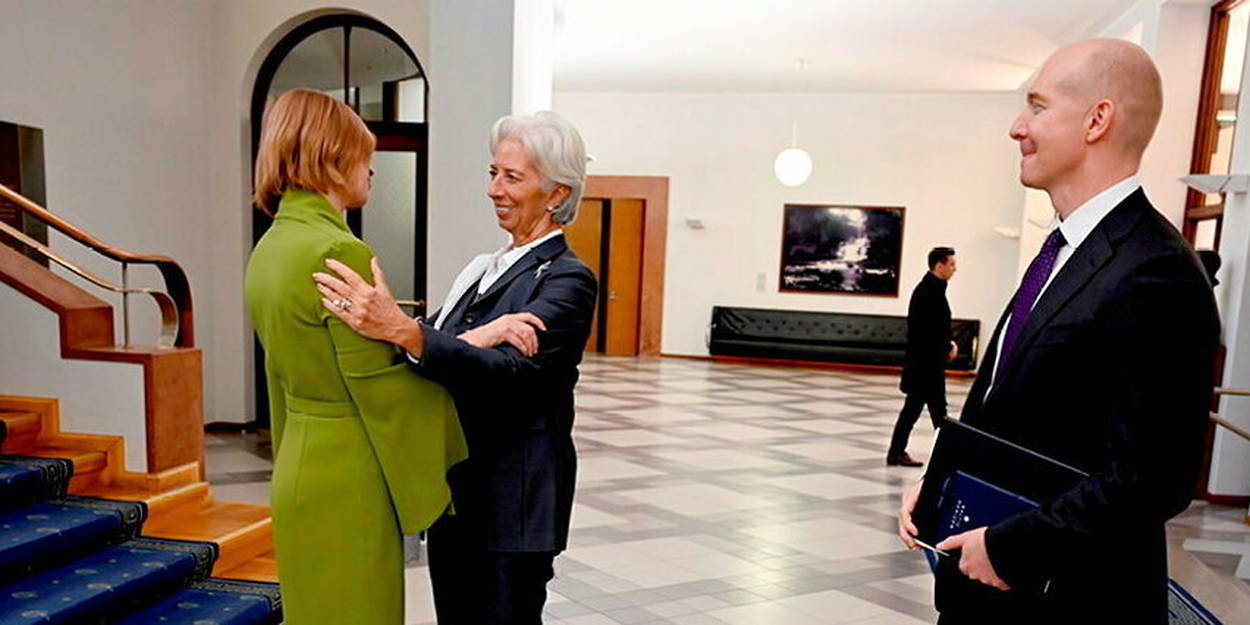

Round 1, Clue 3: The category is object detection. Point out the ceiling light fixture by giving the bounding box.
[774,123,813,187]
[775,60,812,187]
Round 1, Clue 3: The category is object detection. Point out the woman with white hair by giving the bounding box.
[314,111,597,623]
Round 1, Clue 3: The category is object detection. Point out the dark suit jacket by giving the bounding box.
[936,189,1219,624]
[414,235,597,553]
[900,271,952,396]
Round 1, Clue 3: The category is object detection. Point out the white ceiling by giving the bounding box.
[553,0,1148,93]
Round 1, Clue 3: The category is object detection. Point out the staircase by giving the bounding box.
[0,183,282,622]
[0,399,282,624]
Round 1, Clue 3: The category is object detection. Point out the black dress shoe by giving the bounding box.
[886,453,924,467]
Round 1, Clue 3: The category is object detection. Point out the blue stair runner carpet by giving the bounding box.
[115,578,282,625]
[1168,579,1223,625]
[0,536,216,623]
[0,497,146,586]
[0,453,280,624]
[0,457,73,514]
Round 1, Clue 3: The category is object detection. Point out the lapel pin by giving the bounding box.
[535,260,552,278]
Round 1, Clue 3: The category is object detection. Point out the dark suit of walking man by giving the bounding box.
[898,39,1219,624]
[888,247,959,466]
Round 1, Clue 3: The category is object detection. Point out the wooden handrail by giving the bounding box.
[1215,387,1250,397]
[1211,414,1250,443]
[0,183,193,346]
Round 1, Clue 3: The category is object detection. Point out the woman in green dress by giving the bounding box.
[244,89,467,624]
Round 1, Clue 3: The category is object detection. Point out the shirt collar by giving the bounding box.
[1055,175,1139,249]
[494,229,564,263]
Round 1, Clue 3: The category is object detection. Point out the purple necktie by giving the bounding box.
[996,228,1066,381]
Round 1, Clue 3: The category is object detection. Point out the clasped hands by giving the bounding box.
[314,258,547,356]
[898,482,1010,591]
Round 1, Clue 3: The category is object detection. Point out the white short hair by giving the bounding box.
[489,111,587,225]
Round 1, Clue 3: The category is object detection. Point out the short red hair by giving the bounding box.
[252,89,376,215]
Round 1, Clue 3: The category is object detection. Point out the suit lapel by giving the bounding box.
[472,235,567,306]
[990,190,1148,394]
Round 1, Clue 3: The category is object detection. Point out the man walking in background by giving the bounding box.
[887,247,958,467]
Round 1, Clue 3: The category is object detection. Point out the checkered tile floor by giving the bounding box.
[206,354,1250,624]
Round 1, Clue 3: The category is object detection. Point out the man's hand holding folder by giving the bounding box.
[899,480,1011,591]
[936,527,1009,591]
[898,419,1091,595]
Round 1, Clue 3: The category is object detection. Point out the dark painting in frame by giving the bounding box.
[779,203,905,296]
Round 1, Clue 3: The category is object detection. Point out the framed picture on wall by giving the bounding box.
[779,203,905,296]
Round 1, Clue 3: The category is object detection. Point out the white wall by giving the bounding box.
[0,285,147,471]
[1138,1,1211,226]
[555,92,1025,358]
[426,0,518,309]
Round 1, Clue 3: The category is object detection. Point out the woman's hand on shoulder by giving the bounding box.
[315,257,423,352]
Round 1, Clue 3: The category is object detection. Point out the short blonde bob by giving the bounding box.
[253,88,376,215]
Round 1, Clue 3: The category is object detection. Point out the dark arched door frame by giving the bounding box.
[247,14,429,427]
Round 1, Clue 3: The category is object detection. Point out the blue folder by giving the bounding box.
[922,469,1044,572]
[935,470,1040,541]
[912,419,1087,571]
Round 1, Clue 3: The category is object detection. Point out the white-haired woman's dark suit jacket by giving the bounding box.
[413,234,597,553]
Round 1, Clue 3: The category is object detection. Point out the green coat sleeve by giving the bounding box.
[321,239,469,534]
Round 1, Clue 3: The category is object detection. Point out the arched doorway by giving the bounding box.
[249,14,429,426]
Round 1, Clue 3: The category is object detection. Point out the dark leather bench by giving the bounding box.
[708,306,979,371]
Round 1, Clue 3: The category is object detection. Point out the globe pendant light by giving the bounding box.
[775,122,812,187]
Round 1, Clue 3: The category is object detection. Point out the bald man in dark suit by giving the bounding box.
[898,39,1219,624]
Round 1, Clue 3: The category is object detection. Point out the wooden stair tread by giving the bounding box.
[22,446,107,473]
[144,500,270,538]
[0,412,42,453]
[0,411,41,436]
[78,481,211,519]
[215,554,279,583]
[143,500,273,576]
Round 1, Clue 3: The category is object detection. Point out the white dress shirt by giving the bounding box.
[986,175,1140,393]
[477,229,565,295]
[409,229,564,364]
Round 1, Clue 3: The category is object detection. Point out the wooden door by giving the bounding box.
[603,199,643,356]
[564,199,604,351]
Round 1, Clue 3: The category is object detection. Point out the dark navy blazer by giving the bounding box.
[414,234,597,553]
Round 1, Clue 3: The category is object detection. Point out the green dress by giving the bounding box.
[244,190,468,625]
